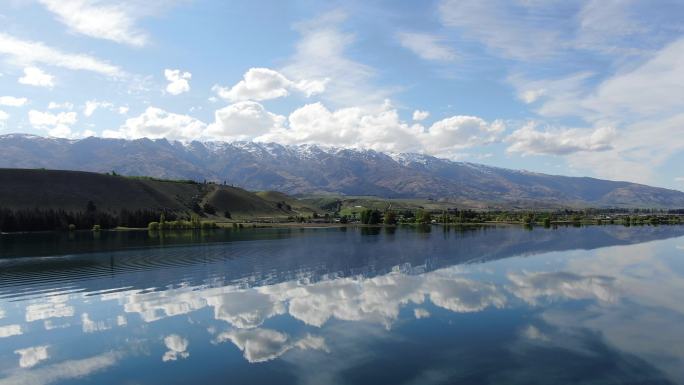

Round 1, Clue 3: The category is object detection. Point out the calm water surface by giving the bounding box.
[1,225,684,385]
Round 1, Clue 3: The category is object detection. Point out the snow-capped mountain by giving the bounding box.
[1,133,683,208]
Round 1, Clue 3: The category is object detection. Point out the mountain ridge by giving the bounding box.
[1,133,683,208]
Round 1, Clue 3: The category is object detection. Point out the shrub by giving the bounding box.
[92,224,101,231]
[148,221,160,231]
[68,224,76,231]
[203,203,217,215]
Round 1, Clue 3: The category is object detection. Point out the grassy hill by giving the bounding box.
[0,168,295,219]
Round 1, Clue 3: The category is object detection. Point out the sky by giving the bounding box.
[0,0,683,189]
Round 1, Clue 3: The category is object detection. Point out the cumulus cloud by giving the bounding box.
[15,345,49,368]
[106,106,206,140]
[398,32,457,61]
[0,33,122,77]
[164,69,191,95]
[412,110,430,121]
[48,101,74,110]
[204,101,285,141]
[506,122,616,156]
[18,67,54,88]
[83,100,115,117]
[421,115,505,157]
[0,96,28,107]
[103,100,502,157]
[162,334,189,362]
[213,67,327,102]
[39,0,147,46]
[28,110,80,138]
[256,101,424,153]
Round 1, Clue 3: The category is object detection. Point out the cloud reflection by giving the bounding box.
[162,334,189,362]
[14,345,49,368]
[0,324,22,338]
[507,271,617,305]
[0,351,121,385]
[213,328,327,363]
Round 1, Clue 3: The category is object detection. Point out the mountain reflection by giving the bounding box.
[0,225,683,385]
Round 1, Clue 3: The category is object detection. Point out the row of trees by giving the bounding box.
[326,208,684,227]
[147,213,218,230]
[0,206,177,232]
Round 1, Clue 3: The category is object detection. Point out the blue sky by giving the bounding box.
[1,0,683,189]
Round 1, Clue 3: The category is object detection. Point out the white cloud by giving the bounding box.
[164,69,191,95]
[437,0,682,61]
[412,110,430,121]
[15,345,49,368]
[281,10,388,106]
[438,0,567,60]
[18,67,54,88]
[398,32,457,61]
[205,101,285,141]
[83,100,114,117]
[162,334,189,362]
[0,110,9,124]
[0,96,28,107]
[421,115,505,157]
[506,122,616,156]
[48,101,73,110]
[675,177,684,183]
[258,101,423,154]
[28,110,79,138]
[39,0,147,46]
[520,89,546,104]
[581,38,684,121]
[107,106,206,140]
[213,67,327,102]
[507,39,684,184]
[0,33,123,77]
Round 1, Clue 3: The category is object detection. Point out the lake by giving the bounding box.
[1,225,684,385]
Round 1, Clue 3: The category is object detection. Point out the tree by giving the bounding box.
[383,211,397,225]
[224,210,231,219]
[86,200,97,213]
[415,210,432,224]
[361,209,381,224]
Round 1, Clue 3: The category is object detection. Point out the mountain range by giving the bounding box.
[1,133,683,208]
